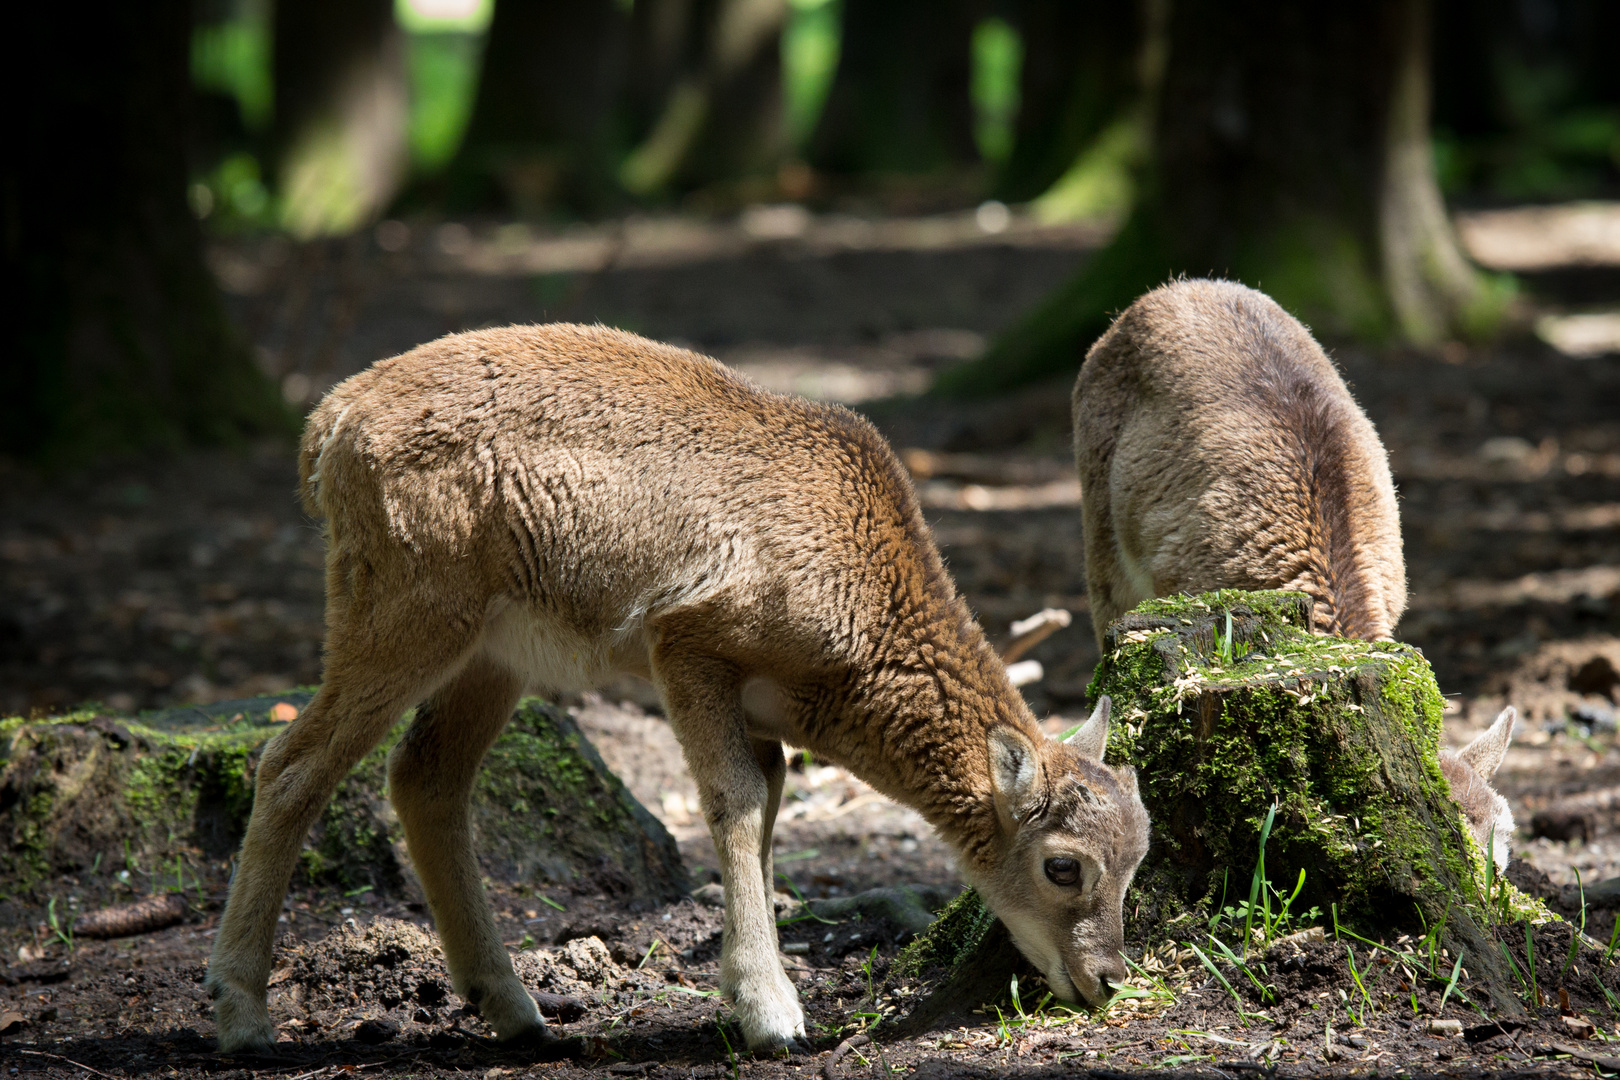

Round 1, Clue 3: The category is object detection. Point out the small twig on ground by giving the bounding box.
[17,1049,125,1080]
[823,1033,871,1080]
[281,1067,336,1080]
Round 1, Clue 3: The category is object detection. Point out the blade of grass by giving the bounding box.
[1210,868,1231,932]
[1208,935,1272,1003]
[1121,952,1178,1004]
[1525,920,1540,1006]
[1566,868,1587,978]
[1187,940,1251,1027]
[1498,939,1528,994]
[1484,824,1499,923]
[1438,953,1464,1014]
[1244,803,1278,956]
[715,1017,740,1080]
[1605,906,1620,966]
[1344,946,1375,1025]
[775,872,841,926]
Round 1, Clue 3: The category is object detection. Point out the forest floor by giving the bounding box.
[3,204,1620,1078]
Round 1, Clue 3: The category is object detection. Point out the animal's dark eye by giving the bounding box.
[1044,857,1081,886]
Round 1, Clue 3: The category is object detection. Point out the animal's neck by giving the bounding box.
[842,598,1038,872]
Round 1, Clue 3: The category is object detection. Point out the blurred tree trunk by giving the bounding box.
[942,0,1503,395]
[273,0,410,237]
[449,0,629,214]
[1,0,287,461]
[619,0,789,194]
[624,0,696,144]
[993,0,1144,202]
[807,0,980,177]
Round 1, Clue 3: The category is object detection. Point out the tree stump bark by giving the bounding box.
[892,589,1534,1030]
[0,695,686,926]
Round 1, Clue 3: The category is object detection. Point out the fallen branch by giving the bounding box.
[1001,608,1072,664]
[17,1050,123,1080]
[790,885,960,937]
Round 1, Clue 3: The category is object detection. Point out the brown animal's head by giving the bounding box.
[969,697,1150,1007]
[1438,706,1516,873]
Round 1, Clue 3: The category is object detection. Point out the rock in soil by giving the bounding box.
[0,695,686,928]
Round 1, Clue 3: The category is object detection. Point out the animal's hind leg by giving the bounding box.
[206,607,478,1052]
[387,655,546,1043]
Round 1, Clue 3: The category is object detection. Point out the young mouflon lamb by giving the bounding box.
[1073,278,1514,868]
[205,324,1150,1054]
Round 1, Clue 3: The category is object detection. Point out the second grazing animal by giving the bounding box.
[1073,279,1513,868]
[204,324,1150,1055]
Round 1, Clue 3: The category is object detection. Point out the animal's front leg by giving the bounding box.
[656,655,804,1052]
[752,738,786,897]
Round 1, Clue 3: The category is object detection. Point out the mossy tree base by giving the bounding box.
[0,694,686,926]
[892,590,1531,1027]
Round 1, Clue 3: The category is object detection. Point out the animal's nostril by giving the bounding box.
[1097,973,1117,1000]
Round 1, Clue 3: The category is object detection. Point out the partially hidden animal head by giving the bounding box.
[970,696,1151,1007]
[1438,706,1516,873]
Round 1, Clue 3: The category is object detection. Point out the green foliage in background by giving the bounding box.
[1031,115,1143,224]
[188,0,489,231]
[783,0,842,150]
[970,17,1022,165]
[192,6,272,132]
[186,1,1619,231]
[1436,56,1620,200]
[406,32,486,171]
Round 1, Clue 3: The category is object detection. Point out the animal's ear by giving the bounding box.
[1114,765,1139,797]
[1457,707,1515,779]
[1064,696,1112,761]
[988,726,1044,825]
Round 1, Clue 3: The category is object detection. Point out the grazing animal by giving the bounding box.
[1073,278,1512,869]
[205,324,1150,1054]
[1073,278,1406,645]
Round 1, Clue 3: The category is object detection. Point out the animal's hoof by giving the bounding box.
[751,1035,807,1058]
[737,1005,806,1054]
[214,1010,279,1054]
[208,977,278,1054]
[500,1025,583,1061]
[498,1019,556,1045]
[724,964,805,1053]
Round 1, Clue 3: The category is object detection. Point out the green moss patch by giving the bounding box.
[0,693,685,926]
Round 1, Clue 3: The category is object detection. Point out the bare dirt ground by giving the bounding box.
[3,206,1620,1078]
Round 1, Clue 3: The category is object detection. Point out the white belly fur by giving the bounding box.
[740,675,795,743]
[481,603,647,695]
[481,605,797,746]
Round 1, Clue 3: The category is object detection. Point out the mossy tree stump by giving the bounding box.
[0,694,686,925]
[894,590,1527,1028]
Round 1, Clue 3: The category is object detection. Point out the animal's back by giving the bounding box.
[1073,279,1405,641]
[298,322,953,677]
